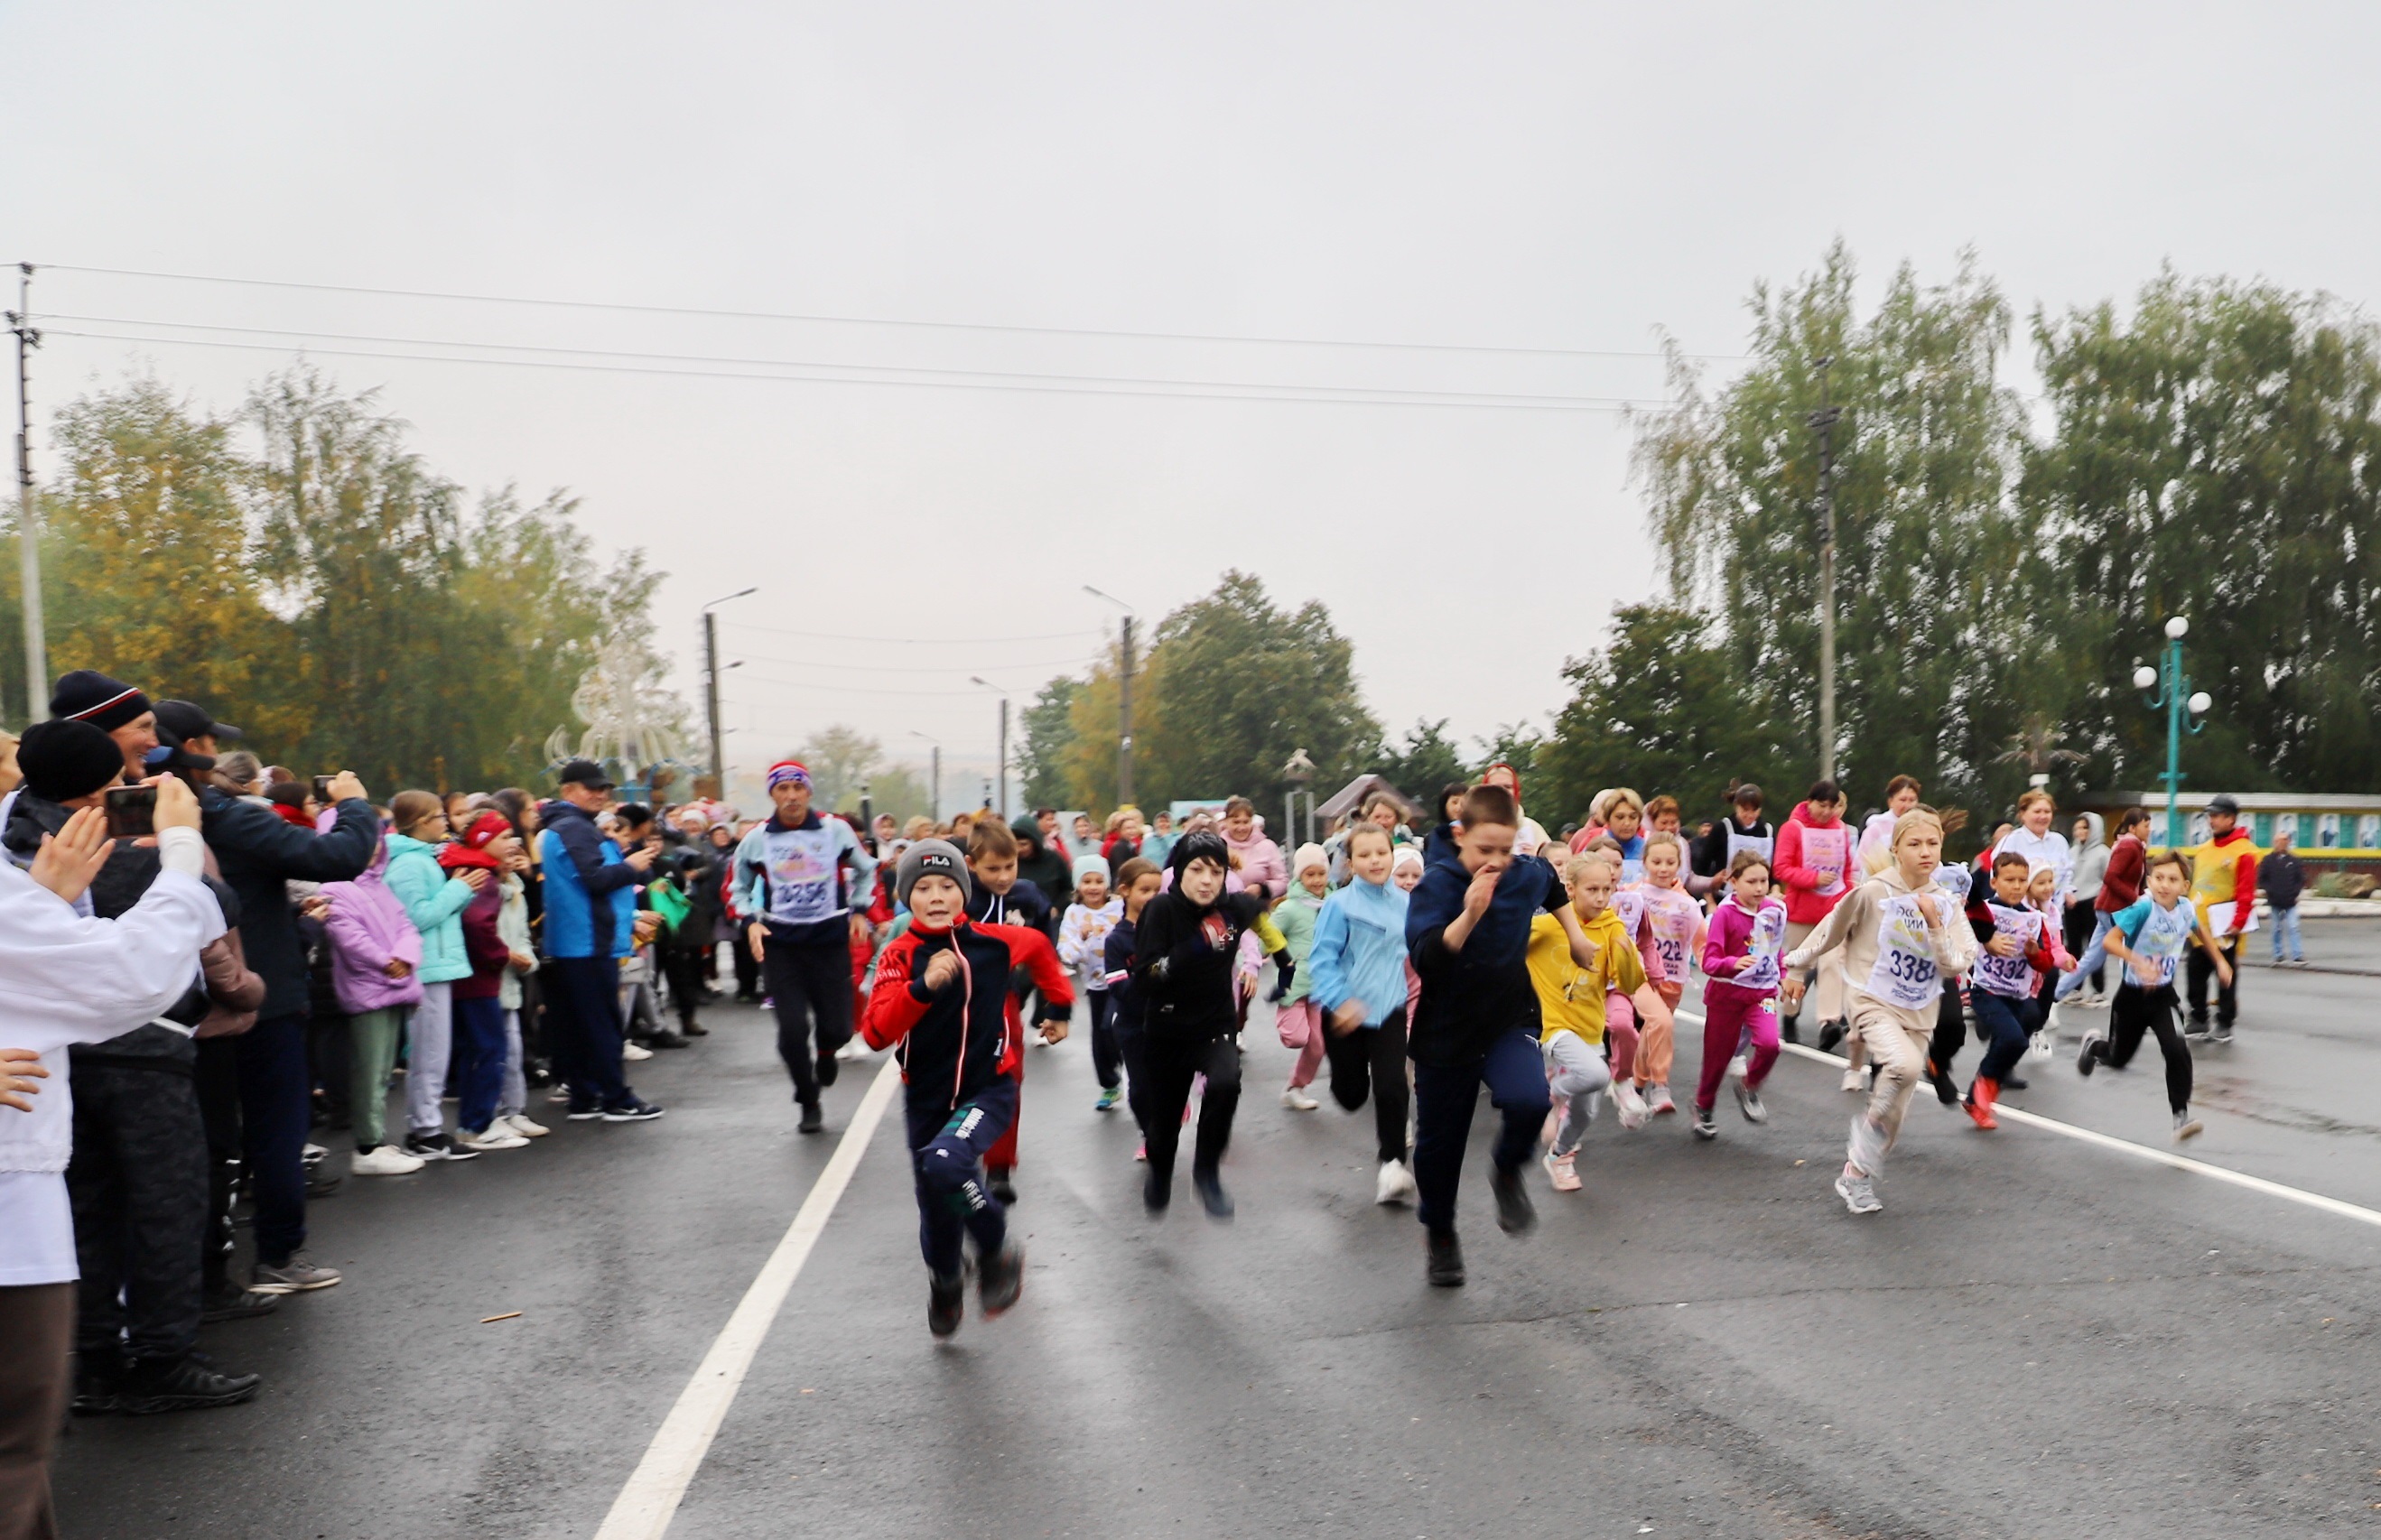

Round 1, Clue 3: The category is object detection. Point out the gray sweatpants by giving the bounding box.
[1542,1031,1611,1157]
[405,980,454,1137]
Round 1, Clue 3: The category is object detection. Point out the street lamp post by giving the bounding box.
[911,730,941,824]
[2132,615,2212,849]
[701,587,758,798]
[970,676,1010,818]
[1084,586,1136,807]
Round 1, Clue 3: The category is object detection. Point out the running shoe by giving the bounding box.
[1611,1081,1651,1130]
[927,1270,966,1338]
[2210,1025,2234,1044]
[1192,1167,1233,1220]
[2076,1034,2103,1077]
[1924,1057,1959,1107]
[1543,1148,1581,1192]
[1734,1083,1768,1124]
[566,1102,605,1120]
[1375,1159,1417,1205]
[1643,1084,1677,1116]
[402,1132,479,1162]
[1834,1170,1883,1215]
[2173,1111,2204,1143]
[1839,1067,1867,1093]
[621,1040,652,1062]
[249,1255,342,1294]
[1490,1163,1537,1235]
[1094,1084,1123,1112]
[1426,1229,1465,1287]
[349,1145,424,1177]
[797,1099,824,1133]
[989,1172,1018,1205]
[455,1125,528,1153]
[1280,1085,1319,1111]
[1964,1077,1999,1131]
[978,1238,1026,1315]
[501,1114,551,1138]
[1727,1053,1749,1081]
[1816,1020,1846,1054]
[1691,1109,1718,1141]
[600,1098,665,1122]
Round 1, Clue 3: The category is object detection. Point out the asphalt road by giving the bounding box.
[53,940,2381,1539]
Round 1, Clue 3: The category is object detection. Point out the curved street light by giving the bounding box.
[2136,616,2210,847]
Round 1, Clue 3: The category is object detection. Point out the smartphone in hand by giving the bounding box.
[312,775,334,802]
[104,784,157,839]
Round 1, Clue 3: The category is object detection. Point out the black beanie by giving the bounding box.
[19,719,130,802]
[50,670,153,733]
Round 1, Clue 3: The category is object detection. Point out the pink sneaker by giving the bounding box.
[1542,1148,1581,1192]
[1643,1084,1677,1116]
[1134,1140,1148,1163]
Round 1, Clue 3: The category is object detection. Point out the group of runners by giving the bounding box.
[749,761,2255,1333]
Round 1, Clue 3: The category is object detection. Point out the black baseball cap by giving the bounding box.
[557,757,614,791]
[153,699,243,747]
[2206,793,2240,815]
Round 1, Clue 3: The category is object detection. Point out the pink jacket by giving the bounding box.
[321,839,426,1016]
[1224,829,1286,902]
[1774,802,1854,926]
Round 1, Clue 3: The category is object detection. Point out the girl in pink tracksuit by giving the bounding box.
[1693,849,1789,1136]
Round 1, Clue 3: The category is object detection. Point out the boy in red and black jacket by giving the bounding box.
[860,840,1073,1339]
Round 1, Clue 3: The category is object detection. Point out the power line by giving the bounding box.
[718,647,1100,675]
[721,620,1102,645]
[42,321,1658,413]
[41,261,1741,363]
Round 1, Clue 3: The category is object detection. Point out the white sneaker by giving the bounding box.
[456,1126,530,1152]
[622,1041,653,1062]
[349,1145,425,1176]
[1610,1081,1650,1130]
[1281,1085,1320,1111]
[1727,1053,1749,1081]
[1375,1159,1418,1205]
[1839,1067,1866,1093]
[1643,1084,1677,1117]
[500,1114,551,1138]
[835,1037,870,1061]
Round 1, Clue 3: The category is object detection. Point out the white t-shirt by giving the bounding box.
[0,1173,77,1285]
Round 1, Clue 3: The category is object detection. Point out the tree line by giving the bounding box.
[1,367,671,792]
[1012,246,2381,841]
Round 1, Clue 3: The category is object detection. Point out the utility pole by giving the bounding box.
[1808,356,1841,786]
[8,264,44,726]
[970,677,1011,817]
[912,731,941,823]
[700,587,756,799]
[1084,587,1137,808]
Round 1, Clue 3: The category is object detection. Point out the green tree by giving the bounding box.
[1632,243,2050,822]
[795,723,881,812]
[2027,273,2381,794]
[1016,676,1081,811]
[1536,603,1788,828]
[1374,718,1468,807]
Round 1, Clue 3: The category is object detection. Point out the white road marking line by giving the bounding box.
[1674,1008,2381,1231]
[595,1054,905,1540]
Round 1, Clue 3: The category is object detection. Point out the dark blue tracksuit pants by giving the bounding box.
[235,1013,312,1266]
[905,1078,1018,1279]
[1412,1026,1552,1235]
[451,995,508,1132]
[547,956,631,1111]
[1969,990,2041,1086]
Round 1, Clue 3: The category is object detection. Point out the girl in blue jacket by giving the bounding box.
[383,790,491,1159]
[1307,823,1416,1205]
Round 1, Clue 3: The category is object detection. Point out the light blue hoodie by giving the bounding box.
[1307,875,1410,1029]
[383,831,478,985]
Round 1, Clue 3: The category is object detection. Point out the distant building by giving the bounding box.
[2090,791,2381,858]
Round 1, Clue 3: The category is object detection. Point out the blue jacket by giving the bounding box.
[1308,877,1409,1028]
[539,800,637,960]
[1405,844,1567,1065]
[382,832,477,984]
[730,811,877,946]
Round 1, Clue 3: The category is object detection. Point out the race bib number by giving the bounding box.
[1610,889,1645,939]
[1802,826,1849,898]
[1864,895,1939,1008]
[1734,903,1786,992]
[1725,829,1773,867]
[1643,889,1700,979]
[1970,902,2041,999]
[2132,901,2193,987]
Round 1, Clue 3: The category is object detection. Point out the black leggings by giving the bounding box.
[1087,991,1120,1090]
[762,938,853,1105]
[1322,1007,1410,1164]
[2107,981,2192,1114]
[1137,1034,1241,1187]
[659,947,708,1029]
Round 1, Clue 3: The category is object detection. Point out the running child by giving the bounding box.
[964,820,1060,1204]
[1307,823,1418,1203]
[1783,807,1977,1216]
[1102,858,1162,1146]
[1130,831,1289,1218]
[1957,852,2058,1130]
[1583,838,1676,1121]
[1272,843,1330,1111]
[1405,784,1601,1286]
[1694,849,1789,1138]
[1531,852,1638,1191]
[1056,853,1125,1111]
[2077,849,2229,1141]
[860,840,1074,1337]
[1776,780,1856,1056]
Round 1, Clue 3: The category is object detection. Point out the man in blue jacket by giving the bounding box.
[538,759,665,1122]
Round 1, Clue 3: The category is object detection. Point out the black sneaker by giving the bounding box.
[1780,1016,1801,1045]
[816,1051,841,1089]
[927,1270,966,1337]
[1426,1229,1465,1287]
[2210,1025,2235,1044]
[978,1238,1026,1315]
[644,1031,692,1051]
[600,1099,665,1122]
[2003,1074,2030,1090]
[200,1280,281,1323]
[1142,1168,1170,1214]
[988,1173,1018,1206]
[1925,1058,1959,1106]
[72,1351,126,1415]
[1192,1168,1234,1220]
[1490,1163,1537,1236]
[402,1132,479,1162]
[1815,1020,1846,1055]
[566,1102,605,1121]
[796,1100,824,1133]
[116,1351,262,1415]
[2076,1035,2102,1077]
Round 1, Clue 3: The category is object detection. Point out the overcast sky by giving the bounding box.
[6,3,2377,786]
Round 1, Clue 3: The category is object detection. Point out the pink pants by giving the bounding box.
[1695,988,1780,1113]
[1279,999,1326,1089]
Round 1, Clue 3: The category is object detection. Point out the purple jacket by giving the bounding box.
[321,839,426,1016]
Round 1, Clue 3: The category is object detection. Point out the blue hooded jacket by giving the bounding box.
[539,800,637,960]
[1404,840,1567,1065]
[1308,876,1409,1029]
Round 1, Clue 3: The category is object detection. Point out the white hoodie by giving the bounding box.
[0,827,221,1284]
